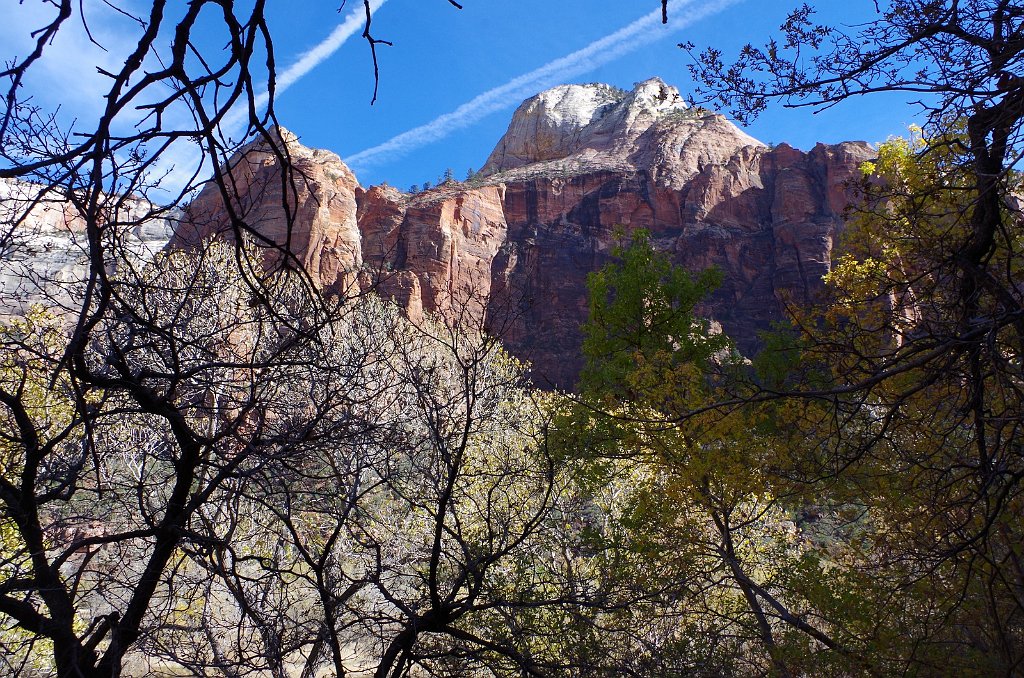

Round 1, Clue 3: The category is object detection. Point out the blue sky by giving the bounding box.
[3,1,924,192]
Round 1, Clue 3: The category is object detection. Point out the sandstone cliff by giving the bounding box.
[175,79,875,388]
[0,178,174,317]
[174,126,364,296]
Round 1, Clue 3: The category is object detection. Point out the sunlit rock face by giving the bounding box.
[356,183,511,325]
[2,80,872,388]
[352,80,873,387]
[174,126,364,296]
[480,78,765,188]
[0,178,174,317]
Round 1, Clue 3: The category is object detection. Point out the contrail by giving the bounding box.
[265,0,388,106]
[345,0,739,170]
[230,0,389,127]
[161,0,386,192]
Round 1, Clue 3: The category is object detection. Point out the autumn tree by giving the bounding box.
[558,231,892,675]
[786,131,1024,672]
[0,1,467,675]
[684,1,1024,671]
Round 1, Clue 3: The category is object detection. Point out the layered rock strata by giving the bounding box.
[175,126,364,297]
[0,178,174,317]
[176,78,874,388]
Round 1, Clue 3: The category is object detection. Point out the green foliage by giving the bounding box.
[719,129,1024,674]
[579,228,726,403]
[753,322,804,389]
[0,307,89,673]
[563,229,869,674]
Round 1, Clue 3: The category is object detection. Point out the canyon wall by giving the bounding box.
[170,78,876,388]
[0,179,174,318]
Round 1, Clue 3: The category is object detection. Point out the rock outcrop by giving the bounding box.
[154,79,878,387]
[0,178,174,317]
[175,126,364,296]
[481,78,765,189]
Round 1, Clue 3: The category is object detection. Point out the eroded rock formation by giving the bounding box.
[0,178,174,317]
[175,126,364,296]
[176,78,874,388]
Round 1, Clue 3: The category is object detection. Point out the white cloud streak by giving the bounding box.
[345,0,740,171]
[159,0,387,193]
[265,0,388,111]
[222,0,389,135]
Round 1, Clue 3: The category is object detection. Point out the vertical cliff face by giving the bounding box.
[356,183,511,323]
[175,127,364,296]
[350,80,872,386]
[173,79,873,388]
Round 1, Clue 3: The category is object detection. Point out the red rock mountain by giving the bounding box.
[178,78,874,388]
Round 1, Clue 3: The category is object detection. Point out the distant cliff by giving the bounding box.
[0,178,174,318]
[113,79,877,387]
